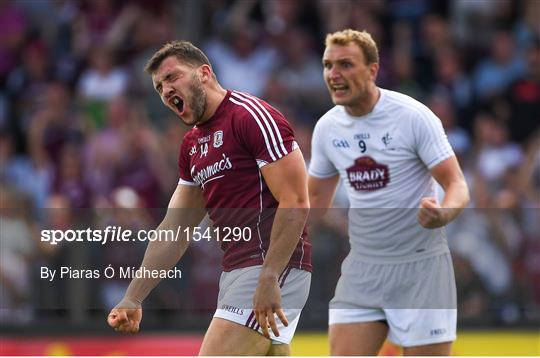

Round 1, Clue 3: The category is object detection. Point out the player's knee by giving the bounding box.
[267,343,290,356]
[403,341,452,356]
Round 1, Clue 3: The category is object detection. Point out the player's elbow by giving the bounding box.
[448,177,470,209]
[461,180,470,208]
[278,192,310,216]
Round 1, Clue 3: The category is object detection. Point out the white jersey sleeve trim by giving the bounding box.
[256,159,269,168]
[425,152,455,169]
[178,178,198,186]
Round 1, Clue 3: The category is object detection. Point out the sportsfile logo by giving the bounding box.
[191,153,233,188]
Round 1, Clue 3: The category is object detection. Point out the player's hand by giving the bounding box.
[107,298,142,334]
[253,275,288,339]
[417,197,449,229]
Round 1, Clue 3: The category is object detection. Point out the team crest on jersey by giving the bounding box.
[189,145,197,156]
[382,132,393,146]
[346,156,389,191]
[213,130,223,148]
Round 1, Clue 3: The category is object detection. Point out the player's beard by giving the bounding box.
[189,74,207,125]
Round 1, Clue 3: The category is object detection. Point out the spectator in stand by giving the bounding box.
[0,184,44,323]
[112,108,173,208]
[27,81,82,179]
[5,40,53,129]
[71,0,121,58]
[77,46,129,128]
[389,47,424,100]
[0,130,49,209]
[0,0,27,82]
[504,39,540,144]
[432,45,474,127]
[427,92,471,159]
[52,143,92,208]
[474,30,526,100]
[472,113,523,192]
[204,21,279,97]
[77,46,128,104]
[273,27,330,119]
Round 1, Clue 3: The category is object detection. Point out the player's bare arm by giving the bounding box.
[107,184,206,333]
[253,149,310,339]
[307,175,340,222]
[418,156,470,229]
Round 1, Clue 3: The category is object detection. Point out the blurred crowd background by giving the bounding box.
[1,0,539,333]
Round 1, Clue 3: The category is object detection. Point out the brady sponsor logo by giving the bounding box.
[346,156,390,191]
[198,135,211,144]
[354,133,371,140]
[221,304,244,315]
[213,130,223,148]
[332,139,350,148]
[191,153,233,187]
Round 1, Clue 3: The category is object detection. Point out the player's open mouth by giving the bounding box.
[331,84,349,96]
[171,96,184,114]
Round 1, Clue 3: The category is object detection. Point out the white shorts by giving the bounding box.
[329,308,457,347]
[213,265,311,345]
[329,252,457,347]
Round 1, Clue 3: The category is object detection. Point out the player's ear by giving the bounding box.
[369,62,379,81]
[199,64,212,83]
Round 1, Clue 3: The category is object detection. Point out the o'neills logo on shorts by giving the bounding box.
[346,156,389,191]
[221,304,244,315]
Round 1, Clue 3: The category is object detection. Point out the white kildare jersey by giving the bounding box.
[309,88,455,263]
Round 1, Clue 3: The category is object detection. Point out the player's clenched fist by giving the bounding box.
[417,197,449,229]
[107,298,142,334]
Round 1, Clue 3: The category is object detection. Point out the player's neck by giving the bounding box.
[201,84,228,123]
[345,85,380,117]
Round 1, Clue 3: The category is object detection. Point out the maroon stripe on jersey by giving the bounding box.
[279,267,293,288]
[245,311,255,327]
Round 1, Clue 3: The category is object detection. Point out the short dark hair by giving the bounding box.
[144,40,212,74]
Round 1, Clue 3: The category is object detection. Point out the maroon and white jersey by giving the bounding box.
[178,90,312,272]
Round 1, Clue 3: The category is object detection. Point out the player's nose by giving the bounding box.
[327,65,341,78]
[163,84,175,101]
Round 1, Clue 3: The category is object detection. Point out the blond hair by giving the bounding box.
[325,29,379,64]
